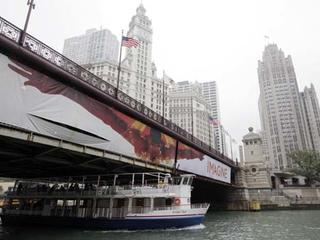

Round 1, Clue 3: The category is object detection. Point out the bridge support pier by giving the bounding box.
[225,188,250,211]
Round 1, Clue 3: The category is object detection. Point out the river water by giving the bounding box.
[0,210,320,240]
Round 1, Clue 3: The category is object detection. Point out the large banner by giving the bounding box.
[0,53,231,183]
[177,142,231,183]
[0,54,176,167]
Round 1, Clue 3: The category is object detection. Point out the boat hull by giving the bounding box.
[0,214,205,230]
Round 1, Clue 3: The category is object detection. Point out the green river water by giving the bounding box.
[0,210,319,240]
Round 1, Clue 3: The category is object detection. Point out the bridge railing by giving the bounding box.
[0,17,21,43]
[0,16,235,167]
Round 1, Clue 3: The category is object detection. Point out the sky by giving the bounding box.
[1,0,320,143]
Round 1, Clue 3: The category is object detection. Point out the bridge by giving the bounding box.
[0,16,241,206]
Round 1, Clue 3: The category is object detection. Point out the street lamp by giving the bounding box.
[191,97,194,137]
[19,0,36,45]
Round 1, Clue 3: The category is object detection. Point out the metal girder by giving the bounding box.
[0,150,26,157]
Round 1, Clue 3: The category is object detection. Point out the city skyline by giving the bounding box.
[1,0,320,143]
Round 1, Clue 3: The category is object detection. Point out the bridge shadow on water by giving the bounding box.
[192,178,233,210]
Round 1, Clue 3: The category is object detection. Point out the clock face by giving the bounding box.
[142,32,148,40]
[137,28,149,41]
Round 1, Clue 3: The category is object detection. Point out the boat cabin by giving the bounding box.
[2,172,196,219]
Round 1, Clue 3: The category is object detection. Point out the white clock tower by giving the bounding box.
[124,4,154,106]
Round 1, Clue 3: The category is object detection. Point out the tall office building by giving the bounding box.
[200,81,222,152]
[300,84,320,151]
[258,44,311,171]
[220,125,240,161]
[168,81,213,146]
[63,28,119,65]
[200,82,221,121]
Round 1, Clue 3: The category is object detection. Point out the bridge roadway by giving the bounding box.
[0,16,238,189]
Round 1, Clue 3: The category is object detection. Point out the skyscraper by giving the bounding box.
[200,81,222,152]
[168,81,213,146]
[220,125,240,161]
[63,28,119,65]
[300,84,320,150]
[258,44,311,171]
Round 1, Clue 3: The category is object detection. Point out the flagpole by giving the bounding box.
[116,30,124,96]
[162,71,165,118]
[191,97,194,138]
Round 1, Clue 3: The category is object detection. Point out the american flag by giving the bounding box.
[208,116,214,124]
[209,116,219,126]
[122,36,139,48]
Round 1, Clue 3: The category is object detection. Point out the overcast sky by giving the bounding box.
[1,0,320,143]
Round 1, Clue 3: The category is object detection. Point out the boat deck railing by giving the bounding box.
[6,183,177,198]
[8,172,179,196]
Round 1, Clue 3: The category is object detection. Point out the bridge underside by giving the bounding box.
[0,123,171,179]
[0,123,236,207]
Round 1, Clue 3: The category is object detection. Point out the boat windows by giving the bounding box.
[65,200,76,207]
[173,178,181,185]
[8,199,20,210]
[57,200,64,207]
[80,199,93,208]
[133,198,145,207]
[154,198,172,207]
[115,198,125,208]
[154,197,165,207]
[183,177,189,185]
[97,199,110,208]
[166,198,172,206]
[33,199,44,210]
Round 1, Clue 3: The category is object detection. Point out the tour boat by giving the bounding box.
[0,172,209,230]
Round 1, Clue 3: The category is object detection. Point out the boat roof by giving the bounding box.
[14,172,195,186]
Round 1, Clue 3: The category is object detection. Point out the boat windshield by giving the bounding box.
[173,178,181,185]
[172,175,194,185]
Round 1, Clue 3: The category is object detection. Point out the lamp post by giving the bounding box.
[191,97,194,137]
[116,30,124,96]
[208,114,212,149]
[162,73,165,119]
[19,0,36,45]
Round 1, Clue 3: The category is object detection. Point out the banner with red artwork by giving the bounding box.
[0,53,175,167]
[0,53,231,183]
[177,142,231,183]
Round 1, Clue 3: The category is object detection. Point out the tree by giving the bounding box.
[287,150,320,185]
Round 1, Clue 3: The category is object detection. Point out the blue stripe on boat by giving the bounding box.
[1,215,205,230]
